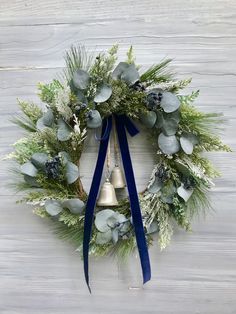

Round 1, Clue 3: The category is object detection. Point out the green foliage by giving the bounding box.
[168,78,192,93]
[64,45,94,81]
[38,80,62,104]
[98,80,148,119]
[7,134,46,164]
[126,46,135,64]
[171,198,190,230]
[6,44,231,259]
[89,44,118,82]
[140,59,174,85]
[179,91,231,153]
[11,99,42,132]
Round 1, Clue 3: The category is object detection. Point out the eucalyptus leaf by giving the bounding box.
[86,110,102,129]
[94,83,112,103]
[140,111,157,128]
[58,151,71,165]
[21,162,38,177]
[45,200,63,216]
[62,198,85,214]
[162,118,178,136]
[148,177,163,193]
[160,92,180,113]
[175,161,191,176]
[36,110,54,130]
[31,152,48,169]
[115,213,127,224]
[158,133,180,155]
[119,221,130,234]
[36,117,46,131]
[155,111,164,129]
[177,184,194,202]
[76,90,88,104]
[164,110,180,123]
[57,118,72,141]
[95,209,114,232]
[146,221,159,234]
[180,135,194,155]
[120,64,140,85]
[65,161,79,184]
[161,182,176,204]
[96,230,112,245]
[72,69,90,90]
[106,215,118,229]
[188,133,199,145]
[112,62,129,80]
[42,109,54,126]
[24,175,40,187]
[112,229,119,244]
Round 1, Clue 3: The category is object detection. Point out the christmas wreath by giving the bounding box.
[7,45,230,289]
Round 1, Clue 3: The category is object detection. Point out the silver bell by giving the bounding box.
[111,165,126,189]
[97,179,118,206]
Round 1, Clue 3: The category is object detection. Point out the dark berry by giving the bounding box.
[131,80,146,92]
[86,110,93,120]
[45,156,61,179]
[155,165,169,182]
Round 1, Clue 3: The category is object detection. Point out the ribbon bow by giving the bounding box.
[83,114,151,292]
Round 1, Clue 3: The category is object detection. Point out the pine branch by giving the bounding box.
[140,59,174,85]
[64,45,94,82]
[11,115,37,132]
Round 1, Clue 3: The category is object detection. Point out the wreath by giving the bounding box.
[7,45,230,288]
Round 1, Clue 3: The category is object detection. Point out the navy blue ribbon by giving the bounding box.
[83,114,151,292]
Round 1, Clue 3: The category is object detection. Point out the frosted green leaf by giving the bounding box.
[24,175,40,187]
[160,92,180,113]
[148,177,163,193]
[95,209,114,232]
[36,109,54,130]
[158,133,180,155]
[177,184,194,202]
[87,110,102,129]
[21,162,38,177]
[76,90,88,104]
[31,153,48,169]
[161,182,176,204]
[72,69,90,90]
[146,221,159,234]
[58,151,71,165]
[62,198,85,214]
[121,64,140,85]
[140,111,157,128]
[42,109,54,126]
[94,84,112,103]
[65,161,79,184]
[180,135,194,154]
[96,230,112,245]
[112,229,119,244]
[162,118,178,136]
[45,200,63,216]
[57,118,72,141]
[112,62,129,80]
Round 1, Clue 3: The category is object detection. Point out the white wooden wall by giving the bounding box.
[0,1,236,313]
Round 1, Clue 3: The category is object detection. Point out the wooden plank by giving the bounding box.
[0,0,236,313]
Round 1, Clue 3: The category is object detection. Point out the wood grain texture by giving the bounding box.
[0,1,236,313]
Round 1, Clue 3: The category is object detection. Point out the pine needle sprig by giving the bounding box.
[140,59,175,85]
[64,45,94,82]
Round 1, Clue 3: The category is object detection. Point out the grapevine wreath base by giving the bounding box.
[7,45,230,288]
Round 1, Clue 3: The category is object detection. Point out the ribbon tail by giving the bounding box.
[83,116,112,292]
[114,114,151,284]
